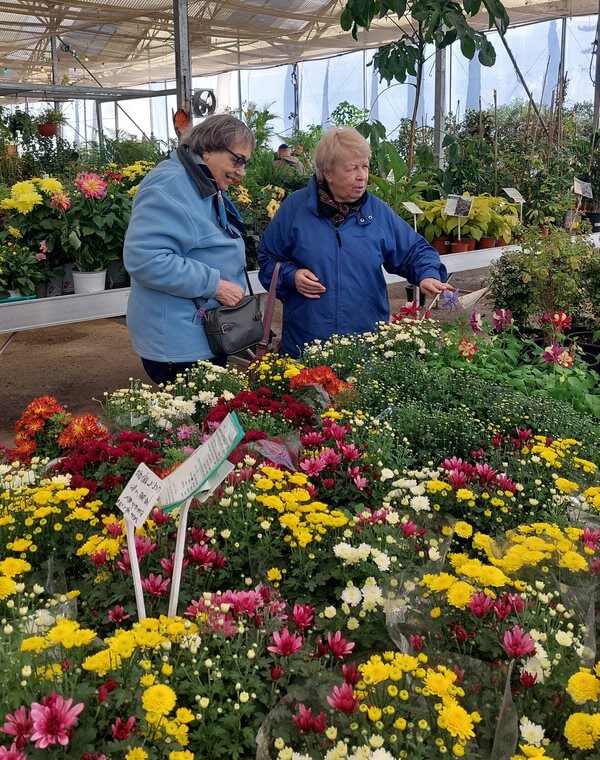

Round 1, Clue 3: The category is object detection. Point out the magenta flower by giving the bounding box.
[469,311,483,333]
[299,457,327,476]
[292,604,315,630]
[348,466,368,490]
[468,592,495,618]
[541,311,572,333]
[501,625,536,659]
[496,474,517,493]
[338,442,361,461]
[0,743,27,760]
[300,431,325,446]
[75,172,107,199]
[409,633,424,651]
[111,715,136,740]
[108,605,130,624]
[541,342,574,368]
[29,692,84,749]
[141,573,170,597]
[474,463,497,486]
[35,252,47,261]
[2,706,32,749]
[326,631,355,659]
[326,682,359,713]
[267,627,303,656]
[321,448,342,466]
[293,704,316,733]
[446,469,469,490]
[342,662,360,685]
[582,528,600,551]
[491,308,513,332]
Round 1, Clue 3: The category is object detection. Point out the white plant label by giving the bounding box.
[402,201,424,215]
[445,195,473,218]
[503,187,525,204]
[159,412,243,511]
[573,177,593,199]
[116,462,164,528]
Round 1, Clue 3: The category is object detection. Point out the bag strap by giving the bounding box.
[254,262,282,360]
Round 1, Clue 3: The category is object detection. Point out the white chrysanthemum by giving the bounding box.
[410,495,430,512]
[324,741,349,759]
[519,716,545,746]
[555,629,573,647]
[361,579,384,610]
[341,585,363,606]
[379,468,394,481]
[371,550,391,572]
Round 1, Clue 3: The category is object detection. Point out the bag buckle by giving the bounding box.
[221,323,232,334]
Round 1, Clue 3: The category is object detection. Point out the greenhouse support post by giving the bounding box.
[173,0,192,119]
[594,5,600,133]
[434,46,446,169]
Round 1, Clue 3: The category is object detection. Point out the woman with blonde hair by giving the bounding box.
[258,126,451,357]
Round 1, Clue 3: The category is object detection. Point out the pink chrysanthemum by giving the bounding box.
[29,691,84,749]
[50,192,71,211]
[75,172,107,199]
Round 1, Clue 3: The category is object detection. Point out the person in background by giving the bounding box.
[274,143,306,176]
[124,114,256,384]
[258,126,452,358]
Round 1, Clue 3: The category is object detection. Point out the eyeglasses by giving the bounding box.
[224,146,250,168]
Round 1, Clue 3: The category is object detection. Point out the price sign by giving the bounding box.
[116,462,164,528]
[445,195,473,218]
[159,412,243,511]
[402,201,424,215]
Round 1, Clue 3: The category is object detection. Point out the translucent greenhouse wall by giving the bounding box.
[55,14,596,150]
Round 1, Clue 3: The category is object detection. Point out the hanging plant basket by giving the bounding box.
[37,122,57,137]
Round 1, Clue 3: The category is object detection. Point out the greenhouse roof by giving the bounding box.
[0,0,596,91]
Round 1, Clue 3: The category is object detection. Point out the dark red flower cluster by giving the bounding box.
[204,388,315,436]
[54,431,161,500]
[440,456,517,495]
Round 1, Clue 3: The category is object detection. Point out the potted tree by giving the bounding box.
[35,107,67,137]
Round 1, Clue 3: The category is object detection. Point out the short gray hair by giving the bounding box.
[314,127,371,180]
[183,114,256,154]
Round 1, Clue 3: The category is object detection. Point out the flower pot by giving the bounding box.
[107,259,130,289]
[72,269,107,294]
[494,236,510,246]
[61,262,74,294]
[430,235,450,255]
[477,236,497,249]
[37,122,57,137]
[585,211,600,234]
[465,238,476,251]
[35,282,47,299]
[450,241,470,253]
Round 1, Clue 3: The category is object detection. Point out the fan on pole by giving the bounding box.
[192,89,217,118]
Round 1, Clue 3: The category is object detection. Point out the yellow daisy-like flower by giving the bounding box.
[558,550,588,572]
[169,751,195,760]
[454,520,473,539]
[437,700,476,741]
[566,668,600,705]
[14,191,43,214]
[141,683,177,715]
[266,567,282,581]
[125,748,149,760]
[37,177,64,196]
[455,488,475,502]
[446,580,475,609]
[0,575,17,600]
[421,572,457,591]
[7,226,21,238]
[555,477,579,495]
[0,557,31,577]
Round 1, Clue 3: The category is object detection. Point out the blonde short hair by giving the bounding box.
[314,127,371,180]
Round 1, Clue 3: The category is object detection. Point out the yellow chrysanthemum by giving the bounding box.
[37,177,64,196]
[563,712,600,750]
[0,575,17,600]
[566,668,600,705]
[141,683,177,715]
[437,701,476,740]
[446,581,476,609]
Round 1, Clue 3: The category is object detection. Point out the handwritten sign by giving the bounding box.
[402,201,424,215]
[159,412,243,511]
[503,187,525,204]
[116,462,164,528]
[573,177,593,199]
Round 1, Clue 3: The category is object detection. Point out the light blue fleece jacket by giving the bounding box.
[124,150,246,362]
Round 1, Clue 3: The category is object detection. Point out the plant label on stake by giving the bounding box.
[445,195,473,242]
[160,413,244,617]
[116,462,165,621]
[571,178,592,233]
[402,201,423,232]
[503,187,525,223]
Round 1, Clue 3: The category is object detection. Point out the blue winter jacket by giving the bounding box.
[258,176,448,357]
[124,150,247,363]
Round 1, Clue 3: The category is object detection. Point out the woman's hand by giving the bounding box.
[418,278,454,298]
[294,268,327,299]
[215,279,244,306]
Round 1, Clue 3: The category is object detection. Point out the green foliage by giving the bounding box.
[340,0,509,83]
[488,227,600,329]
[77,134,170,168]
[329,100,370,127]
[0,240,48,296]
[34,107,67,126]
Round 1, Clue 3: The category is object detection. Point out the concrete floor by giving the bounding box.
[0,272,490,448]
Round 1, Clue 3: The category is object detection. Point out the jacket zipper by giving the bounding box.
[334,226,341,334]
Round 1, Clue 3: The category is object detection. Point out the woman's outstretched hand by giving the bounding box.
[294,268,327,299]
[418,278,454,298]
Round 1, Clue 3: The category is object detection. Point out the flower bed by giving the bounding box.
[0,313,598,759]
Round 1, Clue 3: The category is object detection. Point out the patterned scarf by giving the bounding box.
[317,180,366,226]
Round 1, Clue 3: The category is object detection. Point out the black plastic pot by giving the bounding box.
[584,212,600,234]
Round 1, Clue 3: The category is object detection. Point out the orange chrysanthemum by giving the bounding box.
[57,414,107,448]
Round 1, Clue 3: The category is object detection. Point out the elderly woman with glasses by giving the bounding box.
[124,114,255,384]
[258,127,452,358]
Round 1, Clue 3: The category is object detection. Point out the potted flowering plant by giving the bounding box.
[34,106,67,137]
[0,240,53,298]
[61,172,132,293]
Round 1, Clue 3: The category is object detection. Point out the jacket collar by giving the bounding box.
[307,174,373,226]
[176,145,216,199]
